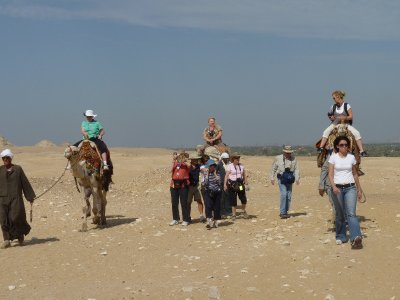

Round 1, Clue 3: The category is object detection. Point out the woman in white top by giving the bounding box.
[223,153,248,219]
[328,136,363,249]
[319,90,367,157]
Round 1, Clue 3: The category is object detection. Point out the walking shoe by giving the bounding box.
[335,240,343,245]
[0,240,11,249]
[206,218,213,229]
[199,215,207,223]
[181,221,189,226]
[169,220,179,226]
[18,235,24,246]
[351,236,363,249]
[213,220,219,228]
[242,211,249,219]
[279,214,289,219]
[360,151,368,157]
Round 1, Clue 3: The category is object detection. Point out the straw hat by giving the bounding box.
[188,152,201,160]
[282,145,294,153]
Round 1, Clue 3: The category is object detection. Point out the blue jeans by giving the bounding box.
[331,185,361,242]
[278,180,292,215]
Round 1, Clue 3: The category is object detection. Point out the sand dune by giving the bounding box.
[0,147,399,299]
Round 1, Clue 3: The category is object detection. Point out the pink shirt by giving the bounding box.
[227,163,244,181]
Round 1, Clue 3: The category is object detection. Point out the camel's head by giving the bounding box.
[336,123,348,135]
[64,145,79,159]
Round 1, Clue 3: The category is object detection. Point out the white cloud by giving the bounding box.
[1,0,399,41]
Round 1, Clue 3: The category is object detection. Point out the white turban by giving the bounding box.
[1,149,14,159]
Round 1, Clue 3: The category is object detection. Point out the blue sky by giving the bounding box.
[0,0,399,147]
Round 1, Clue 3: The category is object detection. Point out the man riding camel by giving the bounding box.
[318,90,368,157]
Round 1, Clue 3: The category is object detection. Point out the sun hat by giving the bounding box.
[206,159,217,168]
[282,145,294,153]
[231,152,241,159]
[188,152,201,160]
[83,110,97,118]
[220,152,229,159]
[1,149,14,159]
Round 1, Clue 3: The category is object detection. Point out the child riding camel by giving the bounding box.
[318,91,368,157]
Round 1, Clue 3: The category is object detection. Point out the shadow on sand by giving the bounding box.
[102,216,138,228]
[287,212,307,218]
[26,237,60,246]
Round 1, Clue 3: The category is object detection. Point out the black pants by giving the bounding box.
[204,190,222,220]
[227,188,247,207]
[170,187,189,222]
[74,138,108,154]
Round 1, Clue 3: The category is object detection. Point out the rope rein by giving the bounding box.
[33,160,70,201]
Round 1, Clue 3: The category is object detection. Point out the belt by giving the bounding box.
[336,183,355,189]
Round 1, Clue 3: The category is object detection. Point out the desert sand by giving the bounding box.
[0,146,399,300]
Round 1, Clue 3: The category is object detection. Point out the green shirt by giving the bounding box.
[82,120,103,139]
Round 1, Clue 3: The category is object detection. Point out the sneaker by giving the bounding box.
[206,218,213,228]
[169,220,179,226]
[213,220,219,228]
[181,221,189,226]
[351,236,363,249]
[199,215,207,223]
[18,235,24,246]
[335,240,343,245]
[0,240,11,249]
[360,151,368,157]
[279,214,289,219]
[242,211,249,219]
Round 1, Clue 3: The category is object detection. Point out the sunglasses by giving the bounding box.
[338,144,349,147]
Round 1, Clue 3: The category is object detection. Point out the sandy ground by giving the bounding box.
[0,146,399,300]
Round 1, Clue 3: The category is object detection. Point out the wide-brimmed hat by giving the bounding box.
[231,152,241,159]
[1,148,14,159]
[206,159,217,167]
[188,152,201,160]
[83,110,97,118]
[282,145,294,153]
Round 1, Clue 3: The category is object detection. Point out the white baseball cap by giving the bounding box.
[1,149,14,159]
[220,152,229,159]
[84,110,97,118]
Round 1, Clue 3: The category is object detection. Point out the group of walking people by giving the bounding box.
[1,90,366,249]
[170,150,249,229]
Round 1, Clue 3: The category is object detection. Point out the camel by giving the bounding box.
[316,123,364,176]
[64,140,111,231]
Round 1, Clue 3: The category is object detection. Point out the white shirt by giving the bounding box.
[328,152,356,184]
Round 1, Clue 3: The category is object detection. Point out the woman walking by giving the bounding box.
[224,153,249,219]
[0,149,36,249]
[203,160,222,228]
[328,136,363,249]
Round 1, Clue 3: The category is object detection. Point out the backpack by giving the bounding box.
[172,162,189,188]
[331,102,352,125]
